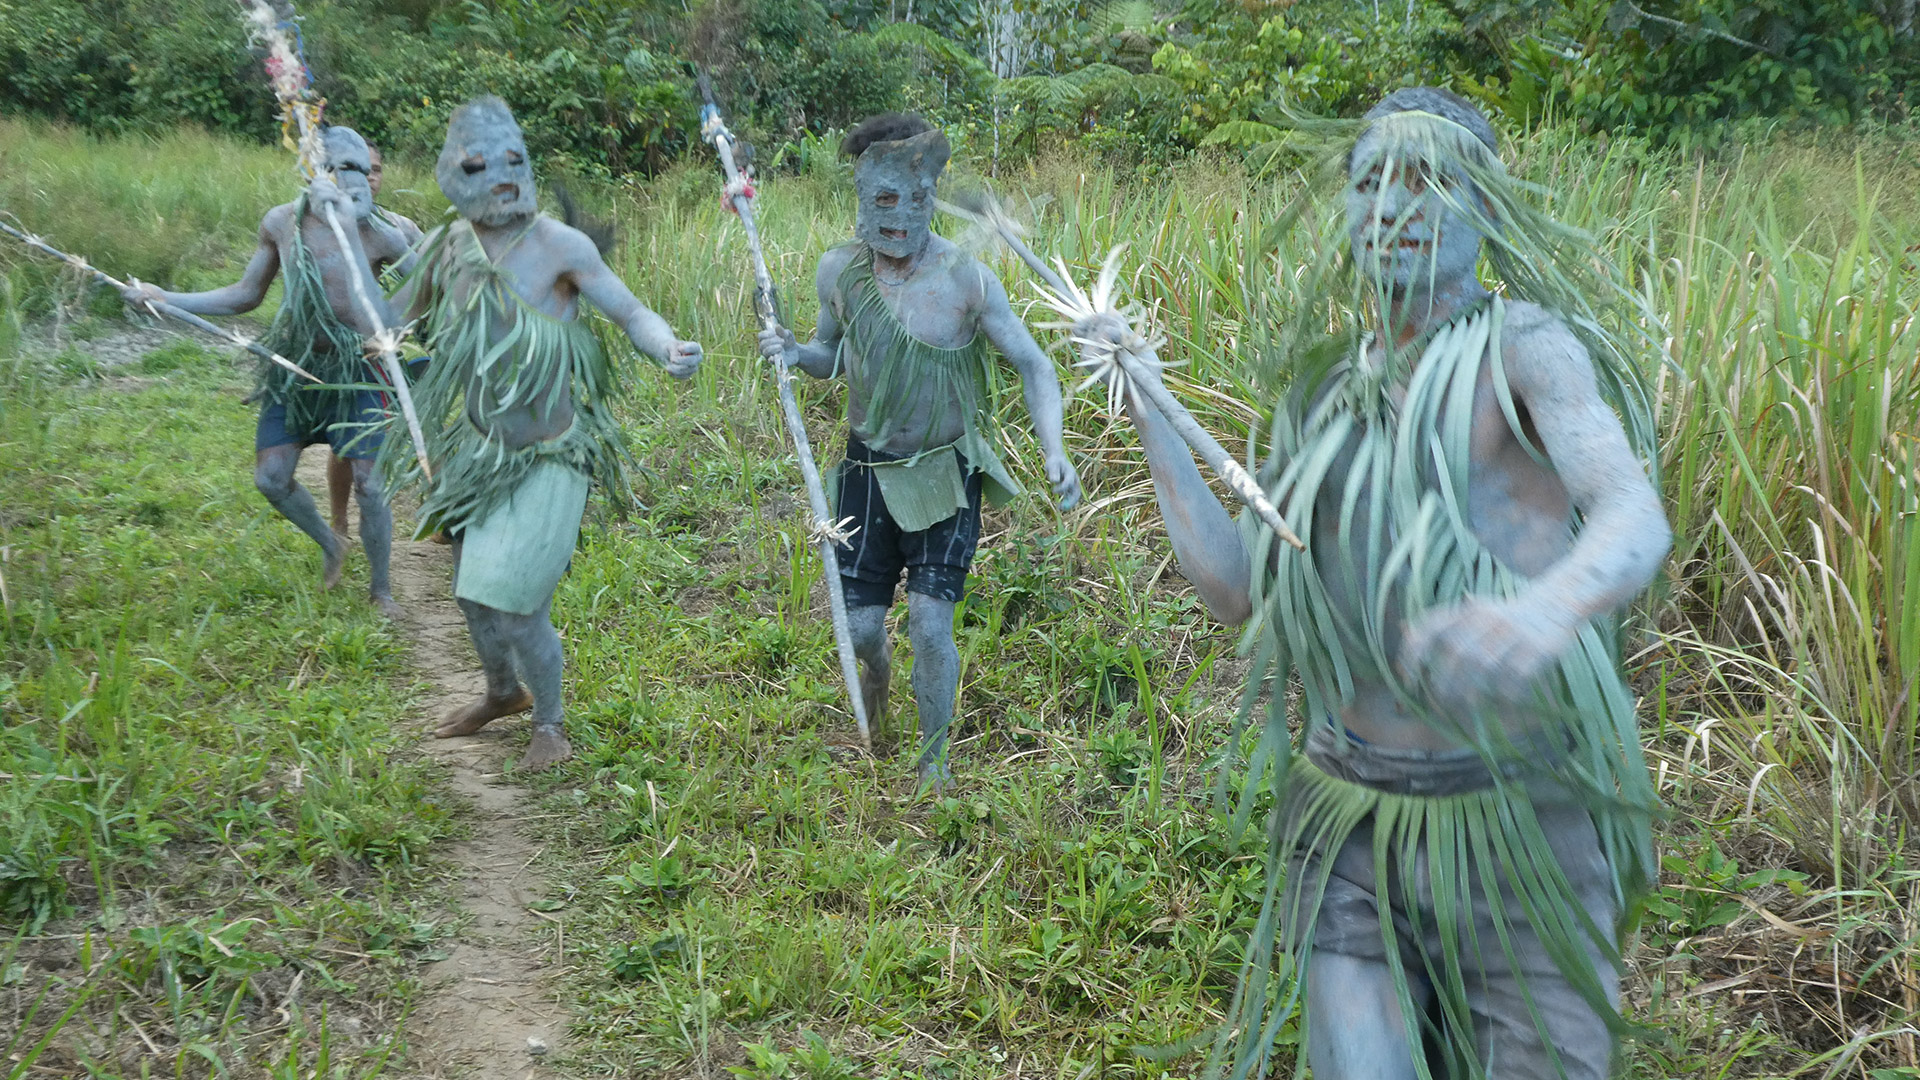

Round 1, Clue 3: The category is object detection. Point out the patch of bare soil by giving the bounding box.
[302,455,566,1080]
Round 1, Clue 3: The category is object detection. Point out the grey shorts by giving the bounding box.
[1288,733,1623,1079]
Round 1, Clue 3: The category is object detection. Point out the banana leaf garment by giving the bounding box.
[258,193,370,439]
[832,245,1022,531]
[1208,109,1663,1080]
[380,217,632,538]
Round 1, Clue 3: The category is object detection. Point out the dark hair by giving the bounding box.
[841,113,935,160]
[1361,87,1498,153]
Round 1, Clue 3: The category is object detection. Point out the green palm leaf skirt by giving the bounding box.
[258,195,372,438]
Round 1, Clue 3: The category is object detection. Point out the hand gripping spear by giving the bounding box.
[696,79,873,753]
[0,218,321,385]
[232,0,433,481]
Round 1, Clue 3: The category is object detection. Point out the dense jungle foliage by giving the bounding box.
[1,0,1916,176]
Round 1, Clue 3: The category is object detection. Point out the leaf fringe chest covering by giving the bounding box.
[833,246,1022,506]
[258,195,370,436]
[382,218,632,533]
[1250,294,1654,896]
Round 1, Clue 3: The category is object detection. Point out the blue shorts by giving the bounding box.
[255,388,386,460]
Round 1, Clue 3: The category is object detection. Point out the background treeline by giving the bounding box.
[1,0,1916,176]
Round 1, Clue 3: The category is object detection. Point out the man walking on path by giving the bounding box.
[390,97,703,772]
[125,126,412,618]
[758,112,1082,791]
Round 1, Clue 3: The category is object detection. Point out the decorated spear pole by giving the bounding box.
[232,0,433,481]
[940,194,1304,550]
[696,76,873,753]
[0,218,320,384]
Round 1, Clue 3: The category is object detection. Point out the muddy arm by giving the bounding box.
[976,265,1080,508]
[127,213,281,316]
[1124,379,1254,625]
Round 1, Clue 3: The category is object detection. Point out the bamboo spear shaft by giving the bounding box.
[697,77,873,753]
[233,0,433,481]
[0,218,320,384]
[940,196,1305,550]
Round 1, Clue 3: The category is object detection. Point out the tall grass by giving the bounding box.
[586,124,1920,1076]
[8,115,1920,1076]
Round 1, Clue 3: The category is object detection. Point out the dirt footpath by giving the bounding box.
[300,453,567,1080]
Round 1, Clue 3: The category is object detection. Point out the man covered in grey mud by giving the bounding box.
[124,126,411,619]
[329,139,425,544]
[757,112,1083,791]
[389,96,702,772]
[1105,88,1669,1078]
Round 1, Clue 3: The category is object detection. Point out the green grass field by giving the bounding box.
[5,114,1920,1078]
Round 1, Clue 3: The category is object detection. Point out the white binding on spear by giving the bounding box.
[696,77,875,753]
[0,217,322,384]
[940,191,1304,550]
[234,0,433,481]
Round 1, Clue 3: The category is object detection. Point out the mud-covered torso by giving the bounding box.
[1275,300,1578,751]
[268,200,413,339]
[439,217,588,448]
[828,239,990,455]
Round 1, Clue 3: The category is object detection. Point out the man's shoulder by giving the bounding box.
[261,201,301,236]
[819,243,859,272]
[929,238,994,293]
[1496,297,1595,392]
[1499,297,1577,342]
[532,213,607,265]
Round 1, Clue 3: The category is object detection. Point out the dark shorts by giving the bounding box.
[835,434,983,607]
[255,388,386,460]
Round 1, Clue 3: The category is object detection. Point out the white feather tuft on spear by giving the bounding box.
[938,187,1303,550]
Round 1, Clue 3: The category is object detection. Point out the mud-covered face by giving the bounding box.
[854,129,949,259]
[436,97,537,227]
[322,127,376,221]
[1346,129,1484,297]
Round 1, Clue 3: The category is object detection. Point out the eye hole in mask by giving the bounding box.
[506,151,525,166]
[462,155,486,175]
[874,191,900,208]
[335,162,368,175]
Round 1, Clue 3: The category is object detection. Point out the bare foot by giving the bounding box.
[435,688,533,738]
[333,525,351,546]
[371,592,403,621]
[322,535,347,591]
[519,727,573,772]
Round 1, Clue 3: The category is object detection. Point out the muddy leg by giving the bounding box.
[349,458,399,619]
[1306,953,1427,1080]
[847,603,892,731]
[437,541,532,737]
[907,592,958,792]
[328,454,353,542]
[255,444,344,590]
[500,594,570,772]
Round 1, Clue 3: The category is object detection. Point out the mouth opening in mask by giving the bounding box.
[493,183,520,200]
[880,227,907,242]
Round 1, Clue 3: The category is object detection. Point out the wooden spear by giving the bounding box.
[696,76,874,753]
[233,0,433,481]
[0,218,321,384]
